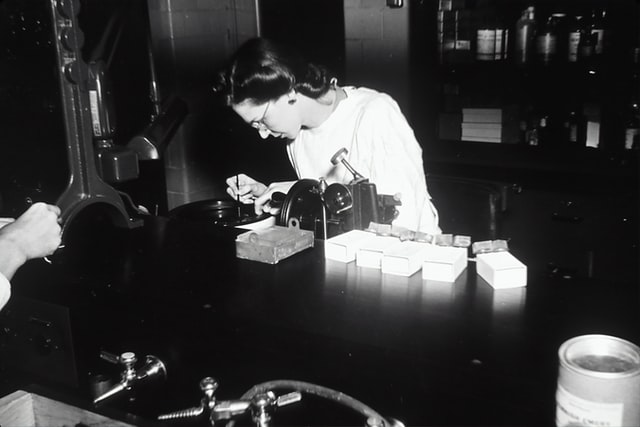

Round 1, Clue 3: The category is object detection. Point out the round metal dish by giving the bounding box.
[169,199,271,227]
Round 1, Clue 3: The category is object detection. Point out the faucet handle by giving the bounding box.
[249,391,302,427]
[98,350,137,369]
[120,351,137,365]
[211,399,251,421]
[276,391,302,408]
[158,377,219,422]
[99,350,120,364]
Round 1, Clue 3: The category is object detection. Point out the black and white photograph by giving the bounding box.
[0,0,638,426]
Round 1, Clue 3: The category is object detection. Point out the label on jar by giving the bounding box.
[455,39,471,51]
[476,29,495,60]
[556,385,624,427]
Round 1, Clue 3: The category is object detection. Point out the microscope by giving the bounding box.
[276,148,401,239]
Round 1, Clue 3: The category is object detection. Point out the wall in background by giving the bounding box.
[148,0,260,209]
[344,0,411,111]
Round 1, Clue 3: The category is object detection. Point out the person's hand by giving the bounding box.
[225,174,296,216]
[0,202,62,261]
[226,174,268,204]
[0,202,62,281]
[254,181,296,215]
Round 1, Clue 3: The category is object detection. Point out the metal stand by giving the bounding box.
[48,0,142,233]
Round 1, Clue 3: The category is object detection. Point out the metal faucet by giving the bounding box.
[93,351,167,406]
[158,377,301,427]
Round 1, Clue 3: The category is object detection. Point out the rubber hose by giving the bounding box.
[225,379,388,427]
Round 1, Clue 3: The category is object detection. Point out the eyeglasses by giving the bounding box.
[250,102,271,131]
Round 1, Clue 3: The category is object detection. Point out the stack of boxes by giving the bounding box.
[325,230,470,283]
[461,107,519,143]
[436,1,521,145]
[324,230,527,289]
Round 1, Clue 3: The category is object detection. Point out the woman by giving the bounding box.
[215,37,439,234]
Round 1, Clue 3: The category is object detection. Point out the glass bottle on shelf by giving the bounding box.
[536,15,558,65]
[578,14,595,64]
[538,113,552,146]
[525,118,539,146]
[551,13,568,65]
[623,103,640,150]
[524,106,552,147]
[494,11,509,61]
[567,15,583,63]
[623,48,640,150]
[514,6,536,66]
[563,104,586,146]
[590,8,606,56]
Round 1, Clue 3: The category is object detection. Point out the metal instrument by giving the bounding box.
[277,148,401,239]
[158,377,301,427]
[48,0,142,232]
[158,377,405,427]
[92,351,167,406]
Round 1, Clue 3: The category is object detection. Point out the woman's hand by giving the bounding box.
[226,174,295,215]
[254,181,296,215]
[226,174,268,204]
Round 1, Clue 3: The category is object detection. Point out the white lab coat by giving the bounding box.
[287,86,440,233]
[0,273,10,311]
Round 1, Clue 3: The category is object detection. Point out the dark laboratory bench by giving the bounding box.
[1,214,639,427]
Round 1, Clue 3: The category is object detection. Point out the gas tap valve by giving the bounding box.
[93,351,166,406]
[249,390,302,427]
[158,377,301,426]
[158,377,224,422]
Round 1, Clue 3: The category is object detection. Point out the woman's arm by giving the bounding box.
[353,96,440,233]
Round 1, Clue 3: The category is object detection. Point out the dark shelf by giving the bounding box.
[410,0,640,187]
[424,139,639,193]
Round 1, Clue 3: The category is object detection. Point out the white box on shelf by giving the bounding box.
[356,236,400,269]
[381,240,431,277]
[476,251,527,289]
[422,245,468,282]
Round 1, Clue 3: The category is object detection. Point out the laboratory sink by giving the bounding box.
[0,390,136,427]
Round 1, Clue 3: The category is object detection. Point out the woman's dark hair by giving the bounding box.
[214,38,333,106]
